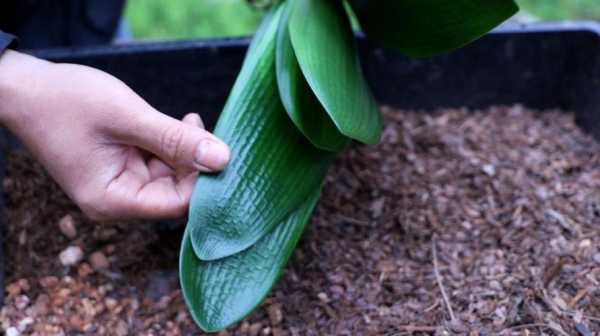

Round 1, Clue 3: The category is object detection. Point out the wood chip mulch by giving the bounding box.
[2,105,600,335]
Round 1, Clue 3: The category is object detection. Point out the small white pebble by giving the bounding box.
[105,297,118,310]
[18,230,26,246]
[580,239,592,249]
[17,317,33,332]
[482,164,496,176]
[6,326,20,336]
[536,186,549,200]
[57,214,77,239]
[317,292,330,303]
[59,246,83,266]
[14,295,30,310]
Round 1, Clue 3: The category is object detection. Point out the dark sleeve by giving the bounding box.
[0,31,17,55]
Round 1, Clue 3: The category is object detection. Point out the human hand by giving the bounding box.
[0,50,230,221]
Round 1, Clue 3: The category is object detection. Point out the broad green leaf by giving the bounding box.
[288,0,382,145]
[188,5,331,261]
[180,187,321,332]
[275,1,349,152]
[349,0,519,58]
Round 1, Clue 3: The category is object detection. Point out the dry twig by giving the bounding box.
[501,323,570,336]
[432,236,456,323]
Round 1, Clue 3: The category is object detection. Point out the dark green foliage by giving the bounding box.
[181,0,518,332]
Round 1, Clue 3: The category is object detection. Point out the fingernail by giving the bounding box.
[195,139,230,170]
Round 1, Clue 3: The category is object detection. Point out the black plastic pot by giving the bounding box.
[2,22,600,302]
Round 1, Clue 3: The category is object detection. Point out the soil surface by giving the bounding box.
[3,105,600,335]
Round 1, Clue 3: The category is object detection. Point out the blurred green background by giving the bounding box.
[124,0,262,40]
[518,0,600,21]
[124,0,600,41]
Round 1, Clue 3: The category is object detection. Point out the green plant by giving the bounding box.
[180,0,518,332]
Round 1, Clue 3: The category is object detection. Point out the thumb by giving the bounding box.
[118,110,230,172]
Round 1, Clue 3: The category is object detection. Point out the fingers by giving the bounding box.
[147,157,173,179]
[146,113,208,177]
[96,113,204,220]
[84,111,213,221]
[130,173,195,219]
[89,169,198,221]
[182,112,204,129]
[86,149,199,221]
[174,112,214,173]
[119,171,198,220]
[97,173,193,220]
[113,108,230,172]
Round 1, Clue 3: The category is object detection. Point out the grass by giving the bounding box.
[125,0,600,40]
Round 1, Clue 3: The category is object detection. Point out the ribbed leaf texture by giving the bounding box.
[181,188,321,332]
[188,5,331,261]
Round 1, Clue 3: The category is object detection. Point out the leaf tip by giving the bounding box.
[190,227,252,261]
[180,232,243,333]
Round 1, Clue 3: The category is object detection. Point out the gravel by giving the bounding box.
[57,215,77,240]
[3,105,600,335]
[58,247,83,267]
[88,252,110,271]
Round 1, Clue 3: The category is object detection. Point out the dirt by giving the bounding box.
[3,105,600,335]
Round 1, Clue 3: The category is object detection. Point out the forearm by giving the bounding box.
[0,49,51,131]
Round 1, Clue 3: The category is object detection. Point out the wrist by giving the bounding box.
[0,50,51,130]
